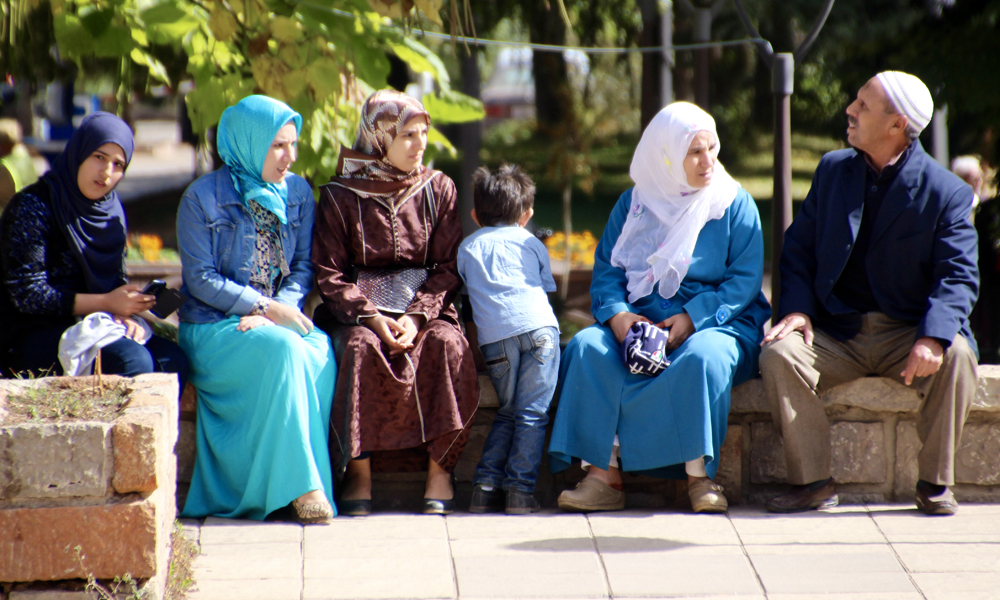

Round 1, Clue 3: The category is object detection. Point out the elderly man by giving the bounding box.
[760,72,978,516]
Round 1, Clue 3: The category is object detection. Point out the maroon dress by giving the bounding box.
[312,171,479,476]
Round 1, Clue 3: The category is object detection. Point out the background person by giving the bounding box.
[312,89,479,516]
[0,112,187,381]
[176,95,337,525]
[760,72,978,516]
[548,102,770,514]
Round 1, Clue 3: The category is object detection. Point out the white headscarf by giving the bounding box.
[610,102,740,303]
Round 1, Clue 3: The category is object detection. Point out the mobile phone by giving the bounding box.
[150,288,187,319]
[142,279,167,297]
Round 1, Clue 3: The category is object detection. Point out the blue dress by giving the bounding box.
[548,187,770,479]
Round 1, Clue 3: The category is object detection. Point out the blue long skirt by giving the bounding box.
[179,316,337,519]
[548,324,758,480]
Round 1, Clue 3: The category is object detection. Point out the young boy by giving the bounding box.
[458,164,560,514]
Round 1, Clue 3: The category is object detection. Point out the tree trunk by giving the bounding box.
[639,0,663,132]
[561,180,572,300]
[529,3,571,137]
[459,48,482,237]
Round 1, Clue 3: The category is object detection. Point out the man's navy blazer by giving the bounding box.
[778,141,979,349]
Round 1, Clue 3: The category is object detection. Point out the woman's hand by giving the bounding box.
[392,314,426,355]
[264,301,314,336]
[103,284,156,317]
[607,311,652,344]
[362,314,411,354]
[112,314,147,343]
[237,315,274,332]
[659,312,694,351]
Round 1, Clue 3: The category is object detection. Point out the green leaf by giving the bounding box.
[388,36,450,88]
[141,2,202,44]
[53,13,96,57]
[422,90,484,125]
[348,37,389,90]
[131,48,171,85]
[91,23,137,57]
[308,56,342,102]
[79,6,115,38]
[425,124,456,159]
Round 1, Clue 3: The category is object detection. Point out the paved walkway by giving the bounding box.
[180,503,1000,600]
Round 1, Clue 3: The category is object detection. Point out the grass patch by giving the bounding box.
[1,376,132,425]
[165,521,200,600]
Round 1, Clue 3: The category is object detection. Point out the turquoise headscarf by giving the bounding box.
[217,95,302,224]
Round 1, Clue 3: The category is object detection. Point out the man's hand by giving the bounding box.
[901,337,944,385]
[762,312,814,346]
[607,312,652,344]
[659,312,694,351]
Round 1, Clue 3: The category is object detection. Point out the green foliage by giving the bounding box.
[165,521,200,600]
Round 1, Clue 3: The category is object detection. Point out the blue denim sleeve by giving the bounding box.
[176,177,262,316]
[1,190,76,316]
[591,189,638,325]
[532,236,557,293]
[272,177,315,309]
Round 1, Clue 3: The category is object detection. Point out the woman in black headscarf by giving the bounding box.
[0,112,188,381]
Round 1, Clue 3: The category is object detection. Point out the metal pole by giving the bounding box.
[694,8,711,109]
[771,53,794,319]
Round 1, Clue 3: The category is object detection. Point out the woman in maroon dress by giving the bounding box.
[312,90,479,515]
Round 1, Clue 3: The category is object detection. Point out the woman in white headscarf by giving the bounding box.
[548,102,771,513]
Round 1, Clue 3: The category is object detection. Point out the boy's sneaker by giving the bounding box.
[470,484,505,513]
[506,488,540,514]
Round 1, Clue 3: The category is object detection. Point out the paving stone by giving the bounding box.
[746,544,916,595]
[830,421,886,483]
[892,542,1000,573]
[453,554,608,598]
[602,545,761,597]
[955,423,1000,485]
[973,364,1000,412]
[0,422,110,500]
[446,512,592,539]
[199,518,302,545]
[304,573,455,600]
[894,421,921,500]
[112,411,160,494]
[0,501,158,581]
[909,572,1000,600]
[729,506,884,545]
[175,420,196,484]
[187,578,301,600]
[767,594,924,600]
[304,514,447,542]
[750,422,786,483]
[194,542,302,580]
[716,425,743,503]
[587,510,741,547]
[8,592,94,600]
[871,509,1000,543]
[305,536,449,561]
[450,536,597,557]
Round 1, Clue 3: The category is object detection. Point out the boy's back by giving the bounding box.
[458,225,559,346]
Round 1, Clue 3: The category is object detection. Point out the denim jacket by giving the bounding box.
[177,167,315,324]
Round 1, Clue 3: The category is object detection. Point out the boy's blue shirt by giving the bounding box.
[457,224,559,345]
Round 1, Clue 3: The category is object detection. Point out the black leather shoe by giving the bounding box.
[506,488,540,515]
[338,498,372,517]
[916,481,957,516]
[470,484,505,513]
[422,498,455,515]
[766,478,838,513]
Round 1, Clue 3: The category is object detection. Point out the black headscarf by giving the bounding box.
[43,112,134,294]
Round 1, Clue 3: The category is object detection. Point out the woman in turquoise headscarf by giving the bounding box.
[176,95,337,524]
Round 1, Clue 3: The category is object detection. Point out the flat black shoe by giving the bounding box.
[422,498,455,515]
[506,489,540,515]
[338,498,372,517]
[766,478,838,513]
[916,481,957,516]
[470,484,505,513]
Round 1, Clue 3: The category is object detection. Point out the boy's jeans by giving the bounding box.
[474,326,560,493]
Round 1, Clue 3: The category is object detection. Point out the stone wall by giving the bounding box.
[0,374,180,599]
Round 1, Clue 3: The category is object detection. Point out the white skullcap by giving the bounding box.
[876,71,934,134]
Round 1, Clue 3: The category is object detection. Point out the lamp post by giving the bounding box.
[733,0,835,319]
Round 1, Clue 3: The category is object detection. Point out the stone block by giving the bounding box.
[176,420,197,484]
[0,422,110,500]
[823,377,920,412]
[750,422,786,483]
[0,501,158,581]
[180,382,197,420]
[715,425,742,503]
[830,421,886,483]
[895,420,920,500]
[956,423,1000,485]
[112,412,160,494]
[731,378,767,413]
[974,365,1000,412]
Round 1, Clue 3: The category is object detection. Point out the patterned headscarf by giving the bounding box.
[329,89,438,208]
[44,112,134,294]
[610,102,739,303]
[217,95,302,224]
